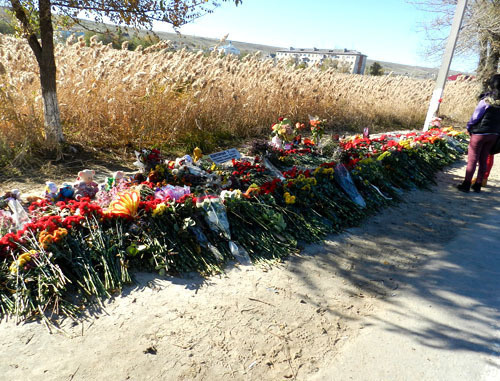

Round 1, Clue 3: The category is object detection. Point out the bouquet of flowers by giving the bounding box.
[134,148,164,173]
[310,117,326,145]
[197,197,231,240]
[271,117,294,148]
[0,209,14,236]
[429,116,442,129]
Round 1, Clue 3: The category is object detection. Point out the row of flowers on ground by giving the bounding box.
[0,125,467,321]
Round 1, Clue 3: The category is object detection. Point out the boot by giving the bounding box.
[472,182,482,193]
[474,178,489,187]
[457,180,471,193]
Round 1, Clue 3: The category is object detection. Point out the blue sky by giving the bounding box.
[154,0,476,72]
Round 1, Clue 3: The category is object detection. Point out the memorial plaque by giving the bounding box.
[209,148,241,164]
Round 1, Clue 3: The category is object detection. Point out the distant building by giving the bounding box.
[276,47,367,74]
[218,41,240,55]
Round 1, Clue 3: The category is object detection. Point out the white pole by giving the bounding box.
[423,0,469,131]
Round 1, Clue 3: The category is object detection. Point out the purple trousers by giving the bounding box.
[465,134,498,183]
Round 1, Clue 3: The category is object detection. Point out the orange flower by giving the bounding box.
[53,228,68,242]
[243,184,261,198]
[39,228,68,249]
[108,189,141,218]
[310,119,321,127]
[39,231,53,249]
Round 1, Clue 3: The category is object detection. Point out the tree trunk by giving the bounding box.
[478,36,500,94]
[477,33,488,80]
[483,44,499,91]
[10,0,64,146]
[39,0,64,146]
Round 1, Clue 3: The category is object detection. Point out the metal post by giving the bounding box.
[423,0,468,131]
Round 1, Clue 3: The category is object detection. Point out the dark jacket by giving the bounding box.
[467,98,500,134]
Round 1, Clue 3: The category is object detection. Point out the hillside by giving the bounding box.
[365,59,468,79]
[70,18,282,56]
[154,30,281,56]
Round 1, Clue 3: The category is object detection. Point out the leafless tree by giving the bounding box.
[410,0,499,91]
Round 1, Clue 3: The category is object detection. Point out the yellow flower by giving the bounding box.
[377,151,391,161]
[284,192,296,204]
[109,189,141,218]
[9,250,38,274]
[152,202,168,217]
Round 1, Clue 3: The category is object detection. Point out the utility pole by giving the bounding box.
[423,0,469,131]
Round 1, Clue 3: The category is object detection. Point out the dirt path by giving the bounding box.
[1,158,499,381]
[312,205,500,381]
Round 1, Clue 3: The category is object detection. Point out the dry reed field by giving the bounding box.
[0,33,479,156]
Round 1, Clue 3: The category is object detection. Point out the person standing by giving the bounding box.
[458,74,500,193]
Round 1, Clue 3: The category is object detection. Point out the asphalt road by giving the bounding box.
[312,205,500,381]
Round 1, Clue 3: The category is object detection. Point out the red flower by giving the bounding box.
[260,178,282,195]
[178,194,195,205]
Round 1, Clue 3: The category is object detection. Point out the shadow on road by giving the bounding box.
[284,161,500,359]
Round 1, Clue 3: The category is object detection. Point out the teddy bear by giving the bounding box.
[193,147,203,162]
[74,169,99,200]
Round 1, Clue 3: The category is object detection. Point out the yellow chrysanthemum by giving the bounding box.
[9,250,38,274]
[284,192,296,204]
[152,203,168,217]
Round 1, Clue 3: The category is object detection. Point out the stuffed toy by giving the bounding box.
[193,147,203,162]
[58,182,74,200]
[104,171,125,191]
[74,169,98,200]
[45,182,59,203]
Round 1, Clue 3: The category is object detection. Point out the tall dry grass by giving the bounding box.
[0,33,479,155]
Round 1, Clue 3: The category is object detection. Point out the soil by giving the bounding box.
[0,147,136,198]
[0,157,498,381]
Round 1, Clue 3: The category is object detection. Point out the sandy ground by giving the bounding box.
[1,157,499,381]
[312,203,500,380]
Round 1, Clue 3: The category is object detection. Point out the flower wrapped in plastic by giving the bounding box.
[134,148,164,173]
[0,209,14,235]
[155,185,191,202]
[196,197,231,240]
[95,180,130,209]
[271,117,294,146]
